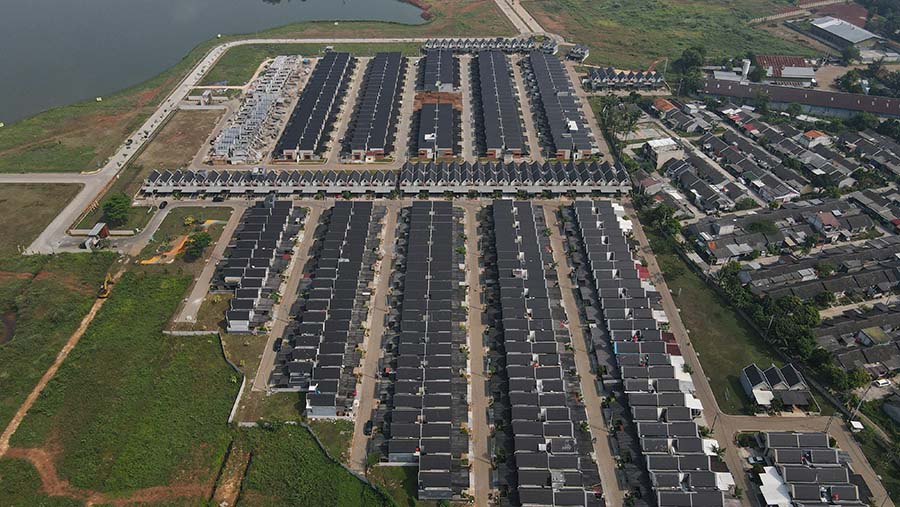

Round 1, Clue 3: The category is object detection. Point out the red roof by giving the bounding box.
[753,55,810,78]
[653,97,676,113]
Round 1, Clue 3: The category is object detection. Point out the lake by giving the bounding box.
[0,0,424,124]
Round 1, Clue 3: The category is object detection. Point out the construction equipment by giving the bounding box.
[97,273,114,298]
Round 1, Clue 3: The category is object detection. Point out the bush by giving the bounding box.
[101,193,131,227]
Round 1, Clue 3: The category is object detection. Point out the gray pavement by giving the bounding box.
[459,55,476,160]
[349,201,402,471]
[544,203,626,506]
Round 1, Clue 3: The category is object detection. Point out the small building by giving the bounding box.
[643,138,683,170]
[741,363,812,409]
[799,130,831,149]
[652,97,678,119]
[566,44,589,62]
[84,222,110,251]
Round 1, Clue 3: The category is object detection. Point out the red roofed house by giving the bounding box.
[652,97,677,119]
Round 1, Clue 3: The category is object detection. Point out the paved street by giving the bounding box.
[175,203,247,323]
[349,201,402,471]
[459,55,476,160]
[251,202,325,392]
[563,62,611,162]
[543,203,627,507]
[458,201,492,507]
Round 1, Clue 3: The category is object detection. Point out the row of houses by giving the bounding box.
[569,200,737,507]
[684,198,874,264]
[585,67,666,91]
[141,161,630,197]
[816,302,900,378]
[421,37,537,53]
[754,431,871,507]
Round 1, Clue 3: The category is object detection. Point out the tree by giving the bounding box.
[102,193,131,227]
[841,45,861,65]
[734,198,758,211]
[183,231,212,260]
[748,66,765,83]
[786,102,803,118]
[847,368,871,389]
[846,112,880,132]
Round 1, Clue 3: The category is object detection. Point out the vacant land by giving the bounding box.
[237,424,391,507]
[644,229,782,414]
[11,271,238,495]
[524,0,817,68]
[0,253,115,432]
[76,109,223,231]
[0,457,81,507]
[202,43,422,86]
[0,0,511,174]
[0,184,82,256]
[368,465,420,507]
[308,419,354,464]
[139,206,233,276]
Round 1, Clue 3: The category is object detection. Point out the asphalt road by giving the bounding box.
[349,201,402,471]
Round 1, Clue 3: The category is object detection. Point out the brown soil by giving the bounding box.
[33,271,93,297]
[413,91,463,110]
[6,447,209,506]
[0,311,15,345]
[211,446,251,507]
[0,272,33,281]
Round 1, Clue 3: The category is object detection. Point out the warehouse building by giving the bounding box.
[810,16,880,49]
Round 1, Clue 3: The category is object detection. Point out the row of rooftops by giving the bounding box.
[274,201,375,411]
[421,37,537,53]
[816,302,900,376]
[275,52,355,159]
[141,161,630,196]
[386,201,460,497]
[492,200,596,506]
[222,199,297,333]
[345,52,406,156]
[756,431,869,506]
[474,50,526,155]
[523,52,598,159]
[570,200,735,507]
[585,67,665,90]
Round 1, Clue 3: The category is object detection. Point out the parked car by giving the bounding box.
[273,338,283,352]
[747,456,765,465]
[364,420,374,436]
[874,379,891,388]
[159,200,168,209]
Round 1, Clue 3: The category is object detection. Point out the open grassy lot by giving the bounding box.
[0,457,82,507]
[0,252,116,432]
[308,419,354,464]
[201,43,423,86]
[523,0,818,68]
[76,109,223,231]
[852,426,900,501]
[644,229,782,414]
[368,465,420,507]
[0,0,511,174]
[0,184,82,256]
[11,270,239,495]
[236,424,391,507]
[138,206,233,277]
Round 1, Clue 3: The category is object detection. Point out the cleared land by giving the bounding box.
[0,0,512,174]
[0,253,115,433]
[10,271,238,496]
[0,184,82,256]
[307,419,354,464]
[201,43,422,86]
[368,466,420,507]
[644,229,783,414]
[138,206,234,276]
[236,424,391,507]
[76,109,223,231]
[523,0,818,68]
[0,456,81,507]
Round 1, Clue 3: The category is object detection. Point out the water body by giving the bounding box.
[0,0,423,124]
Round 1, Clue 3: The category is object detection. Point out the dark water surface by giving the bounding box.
[0,0,423,123]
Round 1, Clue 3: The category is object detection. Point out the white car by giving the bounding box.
[873,379,891,388]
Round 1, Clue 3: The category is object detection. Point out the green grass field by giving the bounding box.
[11,270,239,494]
[201,43,423,86]
[0,184,82,256]
[237,424,391,507]
[0,0,512,174]
[368,466,420,507]
[644,229,782,414]
[0,457,82,507]
[524,0,818,68]
[138,206,233,276]
[0,253,116,432]
[308,419,355,464]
